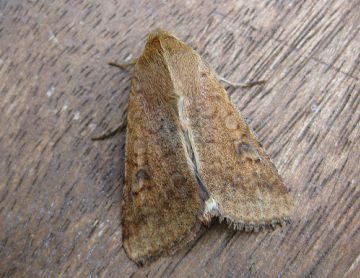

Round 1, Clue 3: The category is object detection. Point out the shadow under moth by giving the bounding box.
[112,30,293,265]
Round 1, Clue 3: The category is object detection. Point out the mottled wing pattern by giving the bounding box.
[122,36,203,264]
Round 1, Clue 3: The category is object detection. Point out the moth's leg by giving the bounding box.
[91,60,135,140]
[108,60,137,70]
[91,117,127,141]
[219,76,266,88]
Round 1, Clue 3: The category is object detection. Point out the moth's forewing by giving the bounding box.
[122,32,203,264]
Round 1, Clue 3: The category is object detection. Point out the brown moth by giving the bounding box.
[122,29,293,265]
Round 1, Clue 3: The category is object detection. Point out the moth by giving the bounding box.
[117,30,293,265]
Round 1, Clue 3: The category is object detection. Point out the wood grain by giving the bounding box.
[0,0,359,277]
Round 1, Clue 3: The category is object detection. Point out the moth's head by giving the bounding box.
[147,28,174,41]
[144,29,190,53]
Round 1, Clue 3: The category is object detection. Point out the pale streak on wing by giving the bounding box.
[157,33,293,229]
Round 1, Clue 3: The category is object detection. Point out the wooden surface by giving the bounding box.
[0,0,359,277]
